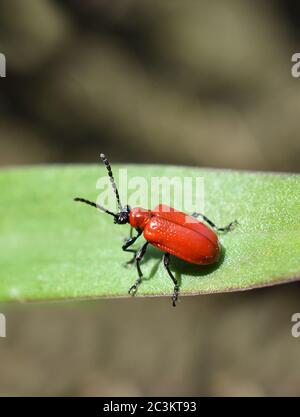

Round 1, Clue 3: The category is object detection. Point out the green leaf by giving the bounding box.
[0,165,299,302]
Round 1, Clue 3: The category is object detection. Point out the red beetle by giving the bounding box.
[75,154,237,306]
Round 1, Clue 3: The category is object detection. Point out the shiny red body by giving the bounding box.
[129,204,220,265]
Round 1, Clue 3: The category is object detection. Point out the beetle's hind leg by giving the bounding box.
[163,253,179,307]
[192,212,238,233]
[128,242,149,296]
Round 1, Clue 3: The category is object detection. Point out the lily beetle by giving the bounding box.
[75,154,237,306]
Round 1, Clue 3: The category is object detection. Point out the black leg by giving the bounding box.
[128,242,149,296]
[163,253,179,307]
[192,212,238,233]
[122,230,142,265]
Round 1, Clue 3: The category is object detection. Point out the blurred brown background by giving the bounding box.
[0,0,300,396]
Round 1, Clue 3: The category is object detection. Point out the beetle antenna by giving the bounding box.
[74,198,117,219]
[100,153,122,211]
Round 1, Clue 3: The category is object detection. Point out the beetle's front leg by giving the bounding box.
[123,225,133,243]
[128,242,149,296]
[122,230,142,266]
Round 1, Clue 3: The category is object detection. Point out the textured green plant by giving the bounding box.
[0,165,299,302]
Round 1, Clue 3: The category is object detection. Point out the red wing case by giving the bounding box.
[144,205,220,265]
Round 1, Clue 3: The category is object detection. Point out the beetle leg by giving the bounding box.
[123,226,134,244]
[122,230,142,266]
[163,253,179,307]
[128,242,149,296]
[192,212,238,233]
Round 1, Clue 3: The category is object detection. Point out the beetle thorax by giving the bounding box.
[129,207,152,230]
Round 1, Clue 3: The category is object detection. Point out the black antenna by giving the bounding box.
[100,153,122,211]
[74,198,116,218]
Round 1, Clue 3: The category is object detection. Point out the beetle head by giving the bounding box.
[114,205,131,225]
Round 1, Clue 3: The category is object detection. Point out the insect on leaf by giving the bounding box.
[0,165,299,302]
